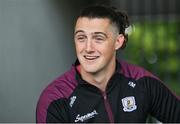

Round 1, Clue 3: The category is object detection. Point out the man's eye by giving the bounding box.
[77,37,85,40]
[94,36,105,42]
[95,37,103,40]
[76,36,87,42]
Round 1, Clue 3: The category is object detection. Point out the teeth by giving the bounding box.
[84,55,99,60]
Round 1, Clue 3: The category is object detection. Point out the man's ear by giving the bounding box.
[115,34,125,50]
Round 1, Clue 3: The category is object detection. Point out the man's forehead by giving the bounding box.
[75,17,112,30]
[76,17,111,26]
[75,17,118,35]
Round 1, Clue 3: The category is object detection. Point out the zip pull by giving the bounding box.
[103,93,107,100]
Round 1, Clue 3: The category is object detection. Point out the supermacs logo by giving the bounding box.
[74,110,98,122]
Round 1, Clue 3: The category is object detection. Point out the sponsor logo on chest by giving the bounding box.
[74,110,98,122]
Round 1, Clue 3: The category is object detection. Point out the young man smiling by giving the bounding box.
[36,5,180,123]
[74,17,124,91]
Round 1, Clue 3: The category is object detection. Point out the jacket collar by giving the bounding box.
[73,59,121,92]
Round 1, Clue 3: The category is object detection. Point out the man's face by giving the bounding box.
[74,17,123,74]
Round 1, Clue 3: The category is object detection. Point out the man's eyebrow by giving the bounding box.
[74,30,108,38]
[93,32,108,38]
[74,30,85,35]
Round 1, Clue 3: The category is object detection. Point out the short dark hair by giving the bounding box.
[77,5,130,49]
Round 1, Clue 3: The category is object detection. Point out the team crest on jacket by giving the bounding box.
[121,96,137,112]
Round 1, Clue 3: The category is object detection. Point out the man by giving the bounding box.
[36,5,180,123]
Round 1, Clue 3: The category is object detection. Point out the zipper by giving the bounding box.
[102,92,114,123]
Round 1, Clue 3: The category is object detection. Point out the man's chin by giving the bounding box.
[84,69,97,74]
[82,66,98,74]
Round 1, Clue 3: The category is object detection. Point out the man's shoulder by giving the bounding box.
[37,65,78,110]
[118,60,157,80]
[40,65,78,100]
[36,65,78,122]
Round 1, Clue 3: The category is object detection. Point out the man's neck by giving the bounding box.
[80,60,116,92]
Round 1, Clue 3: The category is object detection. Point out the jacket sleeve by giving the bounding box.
[36,90,71,123]
[36,85,71,123]
[46,98,70,123]
[146,77,180,122]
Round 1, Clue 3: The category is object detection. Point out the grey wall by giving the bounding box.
[0,0,78,122]
[0,0,109,122]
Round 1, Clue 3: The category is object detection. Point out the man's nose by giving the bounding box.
[85,40,94,53]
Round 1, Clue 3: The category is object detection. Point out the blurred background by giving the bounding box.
[0,0,179,122]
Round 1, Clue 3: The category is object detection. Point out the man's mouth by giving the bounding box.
[84,55,99,60]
